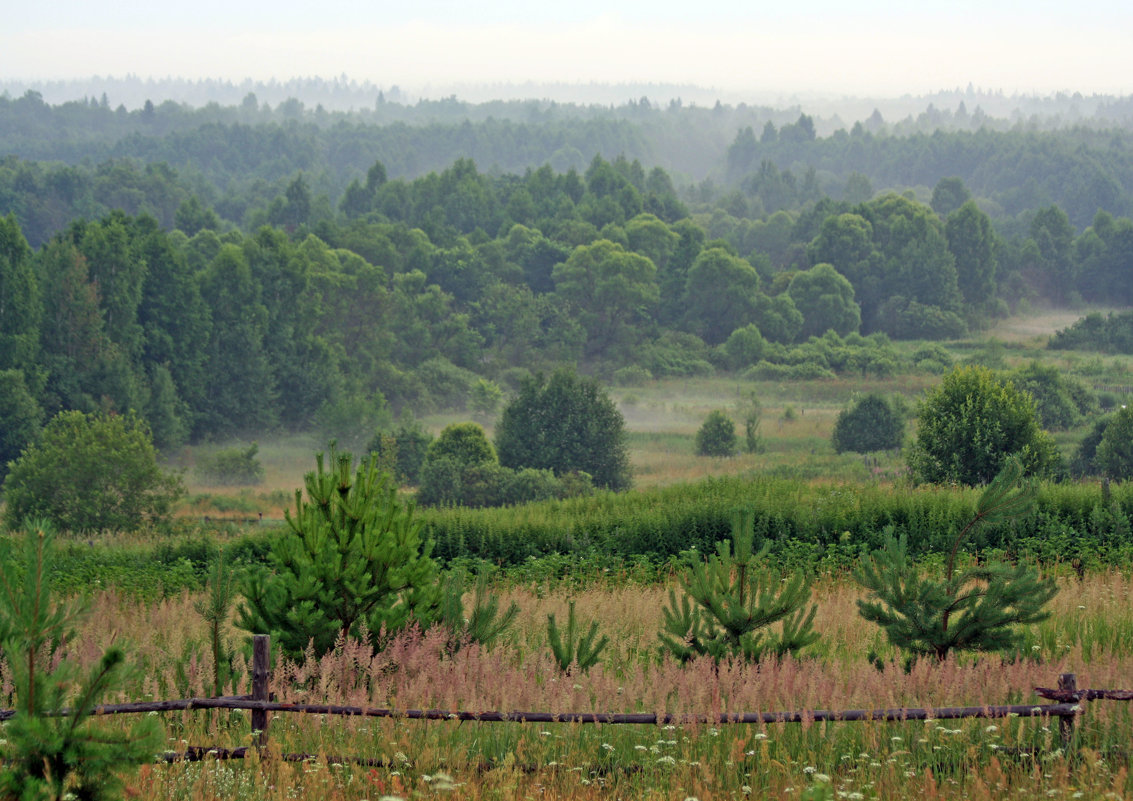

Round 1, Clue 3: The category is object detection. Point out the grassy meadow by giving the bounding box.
[55,570,1133,800]
[8,309,1133,799]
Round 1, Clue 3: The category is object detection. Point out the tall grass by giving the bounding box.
[36,571,1133,800]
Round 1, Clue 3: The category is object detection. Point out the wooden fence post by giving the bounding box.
[252,634,270,748]
[1058,672,1076,749]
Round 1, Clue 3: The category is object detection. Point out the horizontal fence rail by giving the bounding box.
[2,697,1079,726]
[1,636,1128,766]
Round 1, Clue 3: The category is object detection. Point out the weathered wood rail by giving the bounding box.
[1,635,1128,765]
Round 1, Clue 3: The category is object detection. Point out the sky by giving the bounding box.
[4,0,1132,99]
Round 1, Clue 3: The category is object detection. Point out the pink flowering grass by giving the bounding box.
[11,571,1133,800]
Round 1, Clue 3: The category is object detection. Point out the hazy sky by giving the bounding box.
[4,0,1131,97]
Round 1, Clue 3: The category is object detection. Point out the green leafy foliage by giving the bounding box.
[547,600,609,674]
[0,369,42,481]
[368,415,434,486]
[1049,311,1133,354]
[1095,405,1133,480]
[236,450,442,658]
[855,458,1058,661]
[2,410,184,532]
[831,393,905,454]
[787,262,861,340]
[0,521,162,800]
[659,512,819,664]
[907,365,1062,486]
[425,422,496,467]
[195,442,265,485]
[738,392,765,454]
[1009,362,1097,431]
[695,410,737,457]
[496,369,631,491]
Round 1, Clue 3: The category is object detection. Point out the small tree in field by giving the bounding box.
[695,410,737,457]
[907,365,1061,486]
[237,450,443,658]
[659,512,818,664]
[1095,405,1133,480]
[3,410,184,532]
[831,393,905,454]
[0,521,161,800]
[855,457,1057,662]
[496,369,631,490]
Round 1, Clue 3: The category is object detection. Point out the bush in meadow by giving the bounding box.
[195,442,264,485]
[831,393,905,454]
[907,365,1061,486]
[695,409,738,457]
[3,409,184,532]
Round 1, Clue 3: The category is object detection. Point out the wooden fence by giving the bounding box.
[1,635,1127,766]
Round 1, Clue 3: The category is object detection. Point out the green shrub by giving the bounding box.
[3,410,184,533]
[1050,311,1133,354]
[612,364,652,386]
[720,324,766,370]
[1096,405,1133,480]
[831,394,905,454]
[195,442,265,485]
[368,415,433,486]
[907,365,1062,486]
[469,378,503,418]
[695,410,737,457]
[1009,362,1097,431]
[659,512,818,664]
[237,450,442,658]
[856,458,1057,661]
[496,369,631,491]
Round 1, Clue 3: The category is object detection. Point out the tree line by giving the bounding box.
[2,151,1133,473]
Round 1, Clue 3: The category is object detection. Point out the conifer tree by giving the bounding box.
[237,450,443,658]
[0,521,161,800]
[659,512,818,663]
[855,457,1057,661]
[547,601,609,674]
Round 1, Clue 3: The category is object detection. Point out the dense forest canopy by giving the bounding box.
[1,89,1132,462]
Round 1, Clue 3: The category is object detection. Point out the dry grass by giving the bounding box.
[37,570,1133,800]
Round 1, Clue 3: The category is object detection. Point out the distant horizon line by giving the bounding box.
[4,75,1127,105]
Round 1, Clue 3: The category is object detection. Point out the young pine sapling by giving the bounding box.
[0,521,161,801]
[855,457,1058,662]
[659,511,819,664]
[547,601,609,674]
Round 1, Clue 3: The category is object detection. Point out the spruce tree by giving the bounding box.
[855,457,1058,661]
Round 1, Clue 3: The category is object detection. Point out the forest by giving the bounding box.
[2,89,1133,463]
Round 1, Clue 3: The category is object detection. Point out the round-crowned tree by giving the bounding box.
[1095,405,1133,480]
[831,394,905,454]
[495,369,631,490]
[417,422,499,507]
[907,365,1062,486]
[2,410,184,532]
[696,410,737,457]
